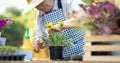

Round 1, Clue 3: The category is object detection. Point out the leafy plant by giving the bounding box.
[80,1,120,35]
[41,22,74,49]
[0,15,13,32]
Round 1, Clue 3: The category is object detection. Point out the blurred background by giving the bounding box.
[0,0,37,47]
[0,0,120,47]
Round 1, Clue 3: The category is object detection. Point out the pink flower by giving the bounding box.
[0,16,13,32]
[103,26,111,35]
[6,18,13,25]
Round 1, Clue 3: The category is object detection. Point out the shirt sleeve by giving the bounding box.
[33,11,43,47]
[34,11,43,40]
[67,0,86,15]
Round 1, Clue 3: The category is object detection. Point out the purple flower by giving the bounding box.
[102,2,119,19]
[80,1,119,19]
[80,1,120,35]
[0,20,7,30]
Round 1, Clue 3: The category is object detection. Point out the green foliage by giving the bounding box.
[82,0,92,5]
[1,7,36,47]
[42,32,74,49]
[0,15,7,20]
[0,46,19,54]
[2,22,25,47]
[82,0,106,5]
[83,19,98,31]
[44,33,66,46]
[6,7,21,16]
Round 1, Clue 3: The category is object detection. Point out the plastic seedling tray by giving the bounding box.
[0,54,25,61]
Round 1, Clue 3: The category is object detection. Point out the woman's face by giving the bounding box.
[36,0,54,13]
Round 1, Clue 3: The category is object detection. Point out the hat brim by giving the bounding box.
[23,0,44,15]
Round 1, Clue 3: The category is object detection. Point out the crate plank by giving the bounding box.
[84,35,120,42]
[83,56,120,61]
[84,45,120,51]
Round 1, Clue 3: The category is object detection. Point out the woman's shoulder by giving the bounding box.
[64,0,85,12]
[65,0,85,5]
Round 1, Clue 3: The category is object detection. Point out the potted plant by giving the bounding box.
[42,22,74,60]
[0,15,13,46]
[0,16,13,33]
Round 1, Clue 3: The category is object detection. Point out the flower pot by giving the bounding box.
[38,46,50,60]
[0,32,6,46]
[49,46,63,60]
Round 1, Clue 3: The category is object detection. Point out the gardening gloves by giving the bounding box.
[33,38,44,53]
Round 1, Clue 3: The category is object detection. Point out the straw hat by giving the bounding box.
[23,0,44,14]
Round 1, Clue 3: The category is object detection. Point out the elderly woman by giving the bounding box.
[24,0,88,60]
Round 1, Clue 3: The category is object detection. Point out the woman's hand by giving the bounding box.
[71,10,90,26]
[33,38,44,53]
[72,11,81,20]
[46,24,62,36]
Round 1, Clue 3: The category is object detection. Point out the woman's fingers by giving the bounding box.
[54,24,61,32]
[46,28,51,36]
[34,45,40,53]
[46,25,62,36]
[34,38,44,53]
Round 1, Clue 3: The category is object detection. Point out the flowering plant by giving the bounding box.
[0,16,13,32]
[41,22,74,48]
[80,1,120,35]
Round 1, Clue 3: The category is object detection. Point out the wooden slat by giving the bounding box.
[84,52,91,56]
[84,56,120,61]
[84,45,120,51]
[84,42,91,60]
[84,35,120,42]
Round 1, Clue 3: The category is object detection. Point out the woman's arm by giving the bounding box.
[53,10,90,31]
[46,0,90,34]
[33,11,45,53]
[61,0,89,29]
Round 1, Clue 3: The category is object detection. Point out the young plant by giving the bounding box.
[42,22,74,48]
[0,46,19,54]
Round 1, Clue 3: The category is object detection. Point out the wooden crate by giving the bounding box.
[83,33,120,61]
